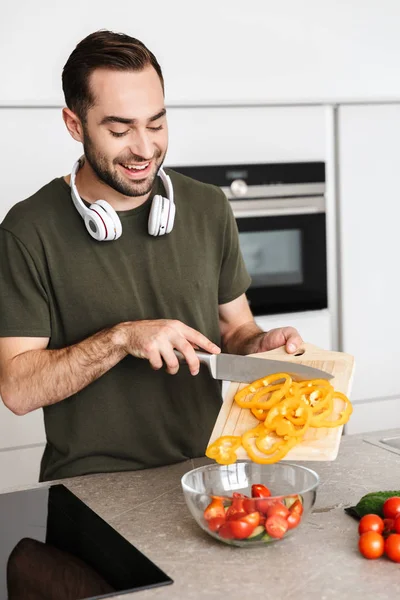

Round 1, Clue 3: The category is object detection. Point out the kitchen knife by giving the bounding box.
[174,350,333,382]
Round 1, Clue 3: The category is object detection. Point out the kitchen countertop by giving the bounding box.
[5,428,400,600]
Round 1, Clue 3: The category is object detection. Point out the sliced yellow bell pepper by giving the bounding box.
[205,436,242,465]
[312,392,353,427]
[242,426,298,464]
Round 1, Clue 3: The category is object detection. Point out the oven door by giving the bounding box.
[234,203,327,316]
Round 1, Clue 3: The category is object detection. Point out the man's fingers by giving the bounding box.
[257,327,304,354]
[171,340,201,375]
[126,320,221,375]
[159,343,183,375]
[184,327,221,355]
[284,329,304,354]
[147,348,164,370]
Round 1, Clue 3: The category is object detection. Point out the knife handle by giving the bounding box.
[174,350,217,377]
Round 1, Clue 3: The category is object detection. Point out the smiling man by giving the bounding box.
[0,30,303,482]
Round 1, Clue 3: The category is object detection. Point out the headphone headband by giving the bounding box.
[70,158,87,219]
[157,167,174,205]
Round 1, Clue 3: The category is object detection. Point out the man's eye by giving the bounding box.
[148,125,163,132]
[110,130,129,138]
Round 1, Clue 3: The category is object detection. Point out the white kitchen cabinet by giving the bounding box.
[0,109,79,221]
[338,105,400,404]
[0,401,45,450]
[255,309,332,351]
[345,397,400,435]
[0,444,44,492]
[166,105,326,166]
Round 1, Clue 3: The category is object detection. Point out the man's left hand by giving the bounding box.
[256,327,303,354]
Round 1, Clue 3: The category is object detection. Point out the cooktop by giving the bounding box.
[0,484,172,599]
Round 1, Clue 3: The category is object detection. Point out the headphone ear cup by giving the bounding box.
[95,200,122,240]
[148,195,176,236]
[165,202,176,234]
[84,209,108,241]
[157,197,170,236]
[148,195,163,236]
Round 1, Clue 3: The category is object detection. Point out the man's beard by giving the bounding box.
[82,131,165,198]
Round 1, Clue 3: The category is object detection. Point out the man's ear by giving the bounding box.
[62,107,84,143]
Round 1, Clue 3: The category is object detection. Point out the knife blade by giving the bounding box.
[174,350,333,382]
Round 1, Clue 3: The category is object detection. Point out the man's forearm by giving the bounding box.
[1,325,128,415]
[223,321,265,355]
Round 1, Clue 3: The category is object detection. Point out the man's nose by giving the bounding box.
[128,129,153,161]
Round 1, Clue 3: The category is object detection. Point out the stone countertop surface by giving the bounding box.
[6,429,400,600]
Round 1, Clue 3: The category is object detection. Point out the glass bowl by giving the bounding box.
[181,461,319,547]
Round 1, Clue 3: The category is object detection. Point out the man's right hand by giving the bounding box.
[0,319,220,415]
[116,319,221,376]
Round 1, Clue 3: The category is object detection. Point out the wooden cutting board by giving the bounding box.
[208,343,355,461]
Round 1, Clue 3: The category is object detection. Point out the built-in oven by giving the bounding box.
[170,162,327,317]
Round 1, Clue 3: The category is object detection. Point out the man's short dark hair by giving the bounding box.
[62,30,164,122]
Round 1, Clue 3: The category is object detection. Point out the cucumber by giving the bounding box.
[245,525,265,541]
[261,533,274,543]
[346,491,400,519]
[284,495,302,509]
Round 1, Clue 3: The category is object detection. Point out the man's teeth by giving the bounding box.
[123,163,149,170]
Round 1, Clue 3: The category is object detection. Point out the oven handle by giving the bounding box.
[232,206,323,218]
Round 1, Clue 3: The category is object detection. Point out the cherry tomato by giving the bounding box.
[385,533,400,562]
[383,518,395,535]
[254,498,274,515]
[287,512,301,530]
[265,515,288,539]
[267,502,290,520]
[204,497,225,521]
[243,498,257,513]
[358,514,384,535]
[358,531,384,559]
[229,519,256,539]
[290,499,304,516]
[225,493,247,521]
[394,515,400,534]
[238,511,260,529]
[218,522,235,539]
[207,516,225,532]
[383,497,400,520]
[251,484,272,498]
[258,513,266,527]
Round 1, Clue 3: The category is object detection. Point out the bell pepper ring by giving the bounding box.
[255,428,292,455]
[242,426,299,464]
[265,396,312,438]
[251,374,293,410]
[312,392,353,427]
[250,406,269,421]
[309,393,335,426]
[205,435,242,465]
[234,382,283,409]
[233,376,275,406]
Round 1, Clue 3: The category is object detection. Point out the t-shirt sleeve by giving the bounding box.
[0,227,51,337]
[218,194,252,304]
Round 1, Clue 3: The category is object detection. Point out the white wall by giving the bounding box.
[1,0,400,106]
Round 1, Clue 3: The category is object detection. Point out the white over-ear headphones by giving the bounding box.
[70,158,176,241]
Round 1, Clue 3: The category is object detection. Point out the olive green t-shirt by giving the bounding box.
[0,169,251,481]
